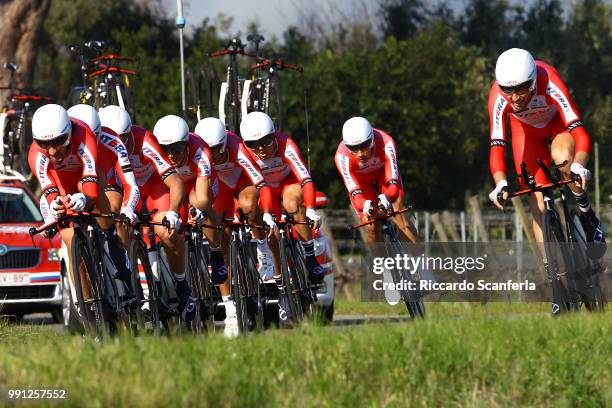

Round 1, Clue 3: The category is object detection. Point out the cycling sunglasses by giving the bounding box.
[244,133,275,150]
[160,141,188,154]
[499,80,532,96]
[346,139,373,152]
[36,133,69,150]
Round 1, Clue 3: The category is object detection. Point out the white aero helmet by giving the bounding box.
[98,105,132,136]
[195,117,228,153]
[32,104,72,145]
[240,111,275,141]
[67,104,101,137]
[342,116,373,147]
[153,115,189,145]
[495,48,537,91]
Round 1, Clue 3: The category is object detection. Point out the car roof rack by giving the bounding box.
[0,166,26,182]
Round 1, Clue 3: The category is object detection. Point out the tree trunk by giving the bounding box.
[0,0,50,97]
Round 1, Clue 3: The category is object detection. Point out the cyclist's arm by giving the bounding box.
[284,137,315,209]
[142,137,184,213]
[488,84,510,181]
[191,176,211,211]
[78,131,100,209]
[163,172,185,214]
[100,133,140,213]
[191,146,213,210]
[334,149,366,211]
[28,145,60,208]
[381,135,401,202]
[545,68,591,164]
[113,161,140,213]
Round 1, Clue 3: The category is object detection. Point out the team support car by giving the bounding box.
[0,169,62,322]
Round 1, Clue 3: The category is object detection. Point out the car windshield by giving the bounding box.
[0,186,43,222]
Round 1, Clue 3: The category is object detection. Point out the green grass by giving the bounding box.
[0,304,610,407]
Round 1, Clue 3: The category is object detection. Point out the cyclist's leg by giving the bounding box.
[146,180,185,276]
[237,183,281,277]
[550,120,604,246]
[380,176,418,243]
[187,185,228,285]
[510,117,551,256]
[355,181,382,244]
[281,182,324,282]
[212,179,236,300]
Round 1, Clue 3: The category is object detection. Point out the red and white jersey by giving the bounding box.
[98,128,140,212]
[335,129,400,194]
[28,118,99,207]
[211,131,265,189]
[242,131,311,188]
[174,133,213,191]
[489,60,581,142]
[128,125,176,187]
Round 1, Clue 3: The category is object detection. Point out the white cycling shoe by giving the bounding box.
[224,300,239,339]
[256,241,275,281]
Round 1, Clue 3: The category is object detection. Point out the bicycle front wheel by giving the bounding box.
[383,224,425,319]
[128,239,161,335]
[71,230,108,337]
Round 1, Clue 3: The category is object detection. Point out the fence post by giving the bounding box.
[430,212,448,242]
[425,211,430,243]
[442,210,461,241]
[468,195,489,242]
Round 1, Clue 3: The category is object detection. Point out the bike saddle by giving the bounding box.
[3,63,17,72]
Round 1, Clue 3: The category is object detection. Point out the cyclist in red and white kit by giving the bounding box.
[153,115,238,338]
[487,48,605,256]
[239,112,324,284]
[28,104,118,306]
[194,117,279,333]
[335,117,417,244]
[98,105,196,322]
[66,104,140,288]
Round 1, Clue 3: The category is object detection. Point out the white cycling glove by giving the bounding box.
[378,193,392,211]
[305,208,321,229]
[570,162,591,189]
[165,210,181,230]
[190,207,205,227]
[363,200,375,217]
[66,193,87,213]
[262,212,278,233]
[120,207,138,225]
[488,180,508,207]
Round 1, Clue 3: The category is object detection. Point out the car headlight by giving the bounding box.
[48,248,60,262]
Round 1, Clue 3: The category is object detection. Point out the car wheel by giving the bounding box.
[316,301,334,324]
[61,271,82,333]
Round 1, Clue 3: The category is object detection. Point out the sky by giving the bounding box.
[161,0,390,40]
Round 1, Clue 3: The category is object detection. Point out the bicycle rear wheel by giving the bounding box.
[13,116,33,183]
[265,76,285,132]
[196,241,217,332]
[288,239,316,319]
[543,210,576,314]
[71,230,108,337]
[185,239,204,334]
[229,238,250,333]
[128,239,161,335]
[568,210,606,311]
[279,237,304,325]
[198,67,220,119]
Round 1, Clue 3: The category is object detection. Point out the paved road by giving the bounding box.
[12,312,412,332]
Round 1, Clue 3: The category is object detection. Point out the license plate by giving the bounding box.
[0,272,30,286]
